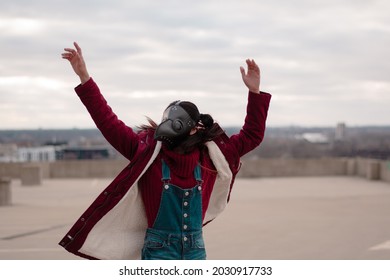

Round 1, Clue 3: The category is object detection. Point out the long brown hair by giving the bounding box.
[137,117,158,131]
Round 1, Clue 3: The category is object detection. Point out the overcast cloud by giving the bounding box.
[0,0,389,129]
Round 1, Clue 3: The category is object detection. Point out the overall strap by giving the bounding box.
[161,159,171,184]
[162,159,202,185]
[194,163,203,185]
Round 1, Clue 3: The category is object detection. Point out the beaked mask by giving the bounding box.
[154,101,197,147]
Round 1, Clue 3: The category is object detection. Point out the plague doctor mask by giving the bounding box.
[154,101,199,148]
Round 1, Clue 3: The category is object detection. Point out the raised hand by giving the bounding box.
[240,59,260,93]
[61,42,90,84]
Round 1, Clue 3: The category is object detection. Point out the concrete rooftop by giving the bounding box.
[1,176,390,260]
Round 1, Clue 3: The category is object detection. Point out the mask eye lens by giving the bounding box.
[173,119,183,131]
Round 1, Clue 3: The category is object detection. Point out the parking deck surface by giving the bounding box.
[1,176,390,260]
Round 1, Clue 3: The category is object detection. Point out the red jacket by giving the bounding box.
[59,78,271,259]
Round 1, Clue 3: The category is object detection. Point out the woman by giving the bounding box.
[59,42,271,260]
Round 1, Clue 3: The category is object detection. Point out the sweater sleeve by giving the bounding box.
[229,91,271,157]
[75,78,139,160]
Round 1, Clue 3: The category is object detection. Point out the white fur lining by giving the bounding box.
[79,141,162,260]
[204,141,233,223]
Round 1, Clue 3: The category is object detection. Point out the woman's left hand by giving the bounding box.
[240,59,260,93]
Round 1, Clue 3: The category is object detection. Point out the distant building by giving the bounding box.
[301,133,329,144]
[335,123,346,141]
[17,146,56,162]
[0,144,18,162]
[0,143,112,162]
[59,146,110,160]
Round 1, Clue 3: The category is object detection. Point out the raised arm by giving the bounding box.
[62,42,140,160]
[230,59,271,157]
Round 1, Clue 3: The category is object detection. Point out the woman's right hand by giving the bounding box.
[62,42,90,84]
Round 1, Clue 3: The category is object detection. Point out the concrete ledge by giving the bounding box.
[367,160,380,180]
[21,165,42,186]
[49,159,127,178]
[380,161,390,182]
[238,158,348,178]
[0,157,389,184]
[0,177,12,206]
[346,159,357,176]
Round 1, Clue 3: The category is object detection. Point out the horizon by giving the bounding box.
[1,123,390,132]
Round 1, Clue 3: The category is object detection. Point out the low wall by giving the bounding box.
[238,158,348,178]
[0,162,50,179]
[49,159,128,178]
[352,157,390,182]
[381,161,390,182]
[1,157,390,183]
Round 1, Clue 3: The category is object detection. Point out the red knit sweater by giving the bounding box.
[139,144,218,227]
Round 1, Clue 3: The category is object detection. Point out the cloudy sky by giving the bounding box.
[1,0,389,129]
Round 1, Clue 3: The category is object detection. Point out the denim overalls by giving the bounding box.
[141,160,206,260]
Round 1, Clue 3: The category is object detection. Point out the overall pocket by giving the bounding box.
[143,232,166,249]
[193,234,205,249]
